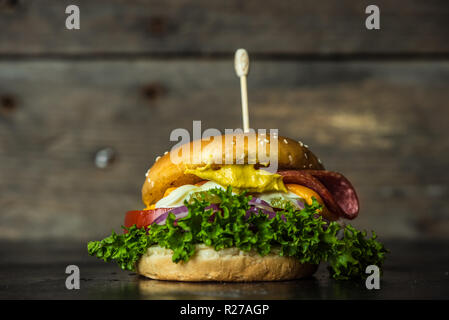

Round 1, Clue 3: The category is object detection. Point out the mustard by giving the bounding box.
[185,164,287,193]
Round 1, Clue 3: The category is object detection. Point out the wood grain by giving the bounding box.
[0,60,448,240]
[0,0,448,55]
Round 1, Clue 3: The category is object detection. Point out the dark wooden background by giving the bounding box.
[0,0,448,241]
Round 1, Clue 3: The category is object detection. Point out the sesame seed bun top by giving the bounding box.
[142,133,324,207]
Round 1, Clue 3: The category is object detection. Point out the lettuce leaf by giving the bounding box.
[87,187,387,280]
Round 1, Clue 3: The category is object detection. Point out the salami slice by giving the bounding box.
[278,170,359,219]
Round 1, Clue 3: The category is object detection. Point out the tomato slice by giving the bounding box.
[124,208,171,231]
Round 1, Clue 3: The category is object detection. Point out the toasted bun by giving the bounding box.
[137,244,318,282]
[142,133,324,207]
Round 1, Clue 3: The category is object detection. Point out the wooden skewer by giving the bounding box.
[234,49,250,133]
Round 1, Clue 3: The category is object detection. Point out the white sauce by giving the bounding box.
[155,181,226,208]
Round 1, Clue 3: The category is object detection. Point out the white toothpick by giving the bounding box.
[234,49,250,133]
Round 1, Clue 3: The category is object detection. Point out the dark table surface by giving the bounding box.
[0,239,448,300]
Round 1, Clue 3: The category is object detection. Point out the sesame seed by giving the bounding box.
[318,158,322,164]
[164,151,168,155]
[155,156,161,162]
[304,153,308,159]
[304,144,309,148]
[309,164,313,168]
[283,139,288,144]
[298,141,304,147]
[145,171,149,177]
[288,154,293,163]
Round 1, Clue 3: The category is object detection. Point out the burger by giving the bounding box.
[88,133,387,281]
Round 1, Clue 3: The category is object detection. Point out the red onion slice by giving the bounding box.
[245,206,277,220]
[153,206,189,225]
[296,199,305,210]
[249,197,274,210]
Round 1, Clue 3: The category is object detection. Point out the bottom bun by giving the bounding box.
[136,244,318,282]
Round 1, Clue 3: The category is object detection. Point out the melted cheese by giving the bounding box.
[285,184,325,206]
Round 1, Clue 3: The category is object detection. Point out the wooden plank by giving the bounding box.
[0,59,448,240]
[0,0,448,55]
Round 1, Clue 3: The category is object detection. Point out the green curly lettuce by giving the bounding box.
[87,187,387,280]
